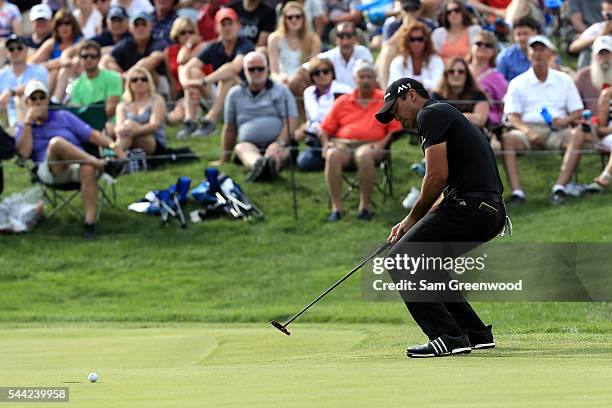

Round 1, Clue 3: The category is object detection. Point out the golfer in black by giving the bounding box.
[375,78,508,358]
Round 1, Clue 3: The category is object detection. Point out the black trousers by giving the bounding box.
[388,196,506,340]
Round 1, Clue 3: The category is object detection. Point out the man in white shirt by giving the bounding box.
[569,0,612,68]
[503,35,585,206]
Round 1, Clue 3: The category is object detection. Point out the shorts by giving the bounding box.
[507,124,571,151]
[37,160,81,185]
[328,139,372,158]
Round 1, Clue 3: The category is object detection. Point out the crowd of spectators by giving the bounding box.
[0,0,611,233]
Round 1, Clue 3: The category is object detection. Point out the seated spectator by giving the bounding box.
[73,0,103,38]
[90,5,131,53]
[178,8,254,138]
[468,0,543,25]
[115,67,167,155]
[196,0,229,44]
[70,40,123,120]
[496,14,539,82]
[166,16,207,116]
[433,58,489,129]
[14,80,126,236]
[151,0,179,43]
[377,0,437,89]
[229,0,276,48]
[0,0,21,38]
[325,0,363,33]
[467,30,508,128]
[213,51,298,182]
[111,0,155,14]
[431,0,481,63]
[25,4,54,51]
[0,35,49,129]
[296,57,353,172]
[95,0,112,31]
[569,0,604,37]
[277,0,326,37]
[502,36,585,206]
[575,36,612,114]
[289,21,374,118]
[594,85,612,187]
[268,1,321,85]
[569,0,612,68]
[548,48,577,77]
[320,61,402,222]
[388,20,444,89]
[102,10,168,79]
[31,9,84,96]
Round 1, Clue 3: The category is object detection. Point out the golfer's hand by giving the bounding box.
[387,217,415,244]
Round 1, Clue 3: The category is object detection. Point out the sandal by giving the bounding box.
[594,171,611,188]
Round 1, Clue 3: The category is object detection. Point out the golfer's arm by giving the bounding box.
[409,143,448,222]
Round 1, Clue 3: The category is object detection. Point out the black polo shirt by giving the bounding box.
[417,100,503,197]
[229,0,276,45]
[197,37,254,72]
[111,35,168,75]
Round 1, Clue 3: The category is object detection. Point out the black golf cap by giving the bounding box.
[375,78,427,124]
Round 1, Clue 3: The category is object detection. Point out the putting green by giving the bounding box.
[1,324,611,407]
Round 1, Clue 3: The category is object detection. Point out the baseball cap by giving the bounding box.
[593,35,612,54]
[375,78,427,124]
[25,80,49,98]
[130,9,153,24]
[30,4,53,21]
[215,7,239,24]
[108,6,129,20]
[6,34,26,47]
[527,35,556,52]
[402,0,422,10]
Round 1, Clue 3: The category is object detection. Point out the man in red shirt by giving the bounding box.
[320,60,402,222]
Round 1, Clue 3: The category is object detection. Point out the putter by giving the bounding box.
[270,242,391,335]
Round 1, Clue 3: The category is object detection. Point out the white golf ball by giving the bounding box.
[88,372,98,383]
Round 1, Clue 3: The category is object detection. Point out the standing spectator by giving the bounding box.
[496,15,539,82]
[569,0,612,68]
[296,57,352,171]
[388,20,444,89]
[321,60,401,222]
[467,30,508,128]
[178,7,254,137]
[90,5,131,53]
[70,40,123,120]
[196,0,229,43]
[569,0,604,36]
[25,4,54,51]
[502,36,585,205]
[151,0,179,43]
[229,0,276,48]
[111,0,155,14]
[115,67,167,154]
[432,0,481,63]
[102,10,168,77]
[0,0,21,37]
[268,1,321,85]
[574,35,612,113]
[73,0,103,38]
[0,35,49,129]
[31,9,83,97]
[213,51,297,182]
[95,0,112,31]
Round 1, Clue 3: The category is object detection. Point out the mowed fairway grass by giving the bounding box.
[1,126,612,406]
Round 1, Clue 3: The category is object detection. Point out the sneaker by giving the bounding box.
[406,333,472,358]
[246,157,269,182]
[103,159,126,178]
[266,156,279,178]
[467,324,495,350]
[550,189,567,205]
[177,120,197,139]
[327,210,342,222]
[507,193,526,206]
[357,208,374,221]
[82,222,96,238]
[192,119,216,137]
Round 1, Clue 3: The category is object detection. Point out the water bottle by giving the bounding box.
[539,106,554,129]
[581,110,592,133]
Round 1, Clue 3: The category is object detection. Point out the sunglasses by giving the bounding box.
[110,17,125,23]
[247,66,266,73]
[285,14,303,21]
[133,20,149,27]
[409,36,425,43]
[8,45,24,52]
[448,68,466,75]
[93,0,108,3]
[474,41,494,49]
[58,20,72,26]
[337,32,355,40]
[312,68,331,77]
[606,12,612,21]
[80,53,100,59]
[28,94,47,102]
[130,76,149,83]
[179,30,194,36]
[446,8,461,14]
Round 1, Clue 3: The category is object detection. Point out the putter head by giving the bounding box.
[270,320,291,336]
